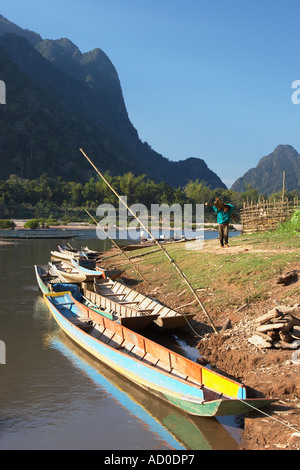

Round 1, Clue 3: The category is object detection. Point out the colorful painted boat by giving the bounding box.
[58,245,102,260]
[34,265,157,329]
[49,260,102,282]
[50,249,82,261]
[70,257,110,280]
[70,258,123,281]
[51,334,240,449]
[43,290,277,417]
[85,277,196,330]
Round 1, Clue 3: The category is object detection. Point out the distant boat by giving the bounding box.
[0,228,81,239]
[43,290,277,417]
[118,237,197,252]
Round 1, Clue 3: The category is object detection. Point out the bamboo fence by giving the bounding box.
[240,197,300,234]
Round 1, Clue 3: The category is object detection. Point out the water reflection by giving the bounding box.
[47,332,239,450]
[0,235,242,450]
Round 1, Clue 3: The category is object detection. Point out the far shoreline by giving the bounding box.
[11,220,242,232]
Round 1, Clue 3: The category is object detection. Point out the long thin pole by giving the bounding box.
[80,148,218,333]
[85,208,147,281]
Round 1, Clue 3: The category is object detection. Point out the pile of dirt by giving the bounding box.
[195,306,300,450]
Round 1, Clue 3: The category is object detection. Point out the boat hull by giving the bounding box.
[43,291,276,417]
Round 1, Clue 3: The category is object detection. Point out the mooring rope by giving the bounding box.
[240,398,300,434]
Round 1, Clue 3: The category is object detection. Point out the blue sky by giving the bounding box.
[1,0,300,187]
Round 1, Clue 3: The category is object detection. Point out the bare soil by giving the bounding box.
[103,239,300,450]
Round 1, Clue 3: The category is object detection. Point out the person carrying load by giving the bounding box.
[206,197,235,248]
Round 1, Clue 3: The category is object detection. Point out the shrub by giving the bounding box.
[0,219,16,229]
[278,207,300,234]
[24,219,40,229]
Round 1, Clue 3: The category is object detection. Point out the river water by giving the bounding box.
[0,230,242,450]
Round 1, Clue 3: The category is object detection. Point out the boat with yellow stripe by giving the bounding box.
[43,290,277,417]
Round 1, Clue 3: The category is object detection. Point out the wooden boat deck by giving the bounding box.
[60,301,219,400]
[36,265,157,329]
[87,278,196,329]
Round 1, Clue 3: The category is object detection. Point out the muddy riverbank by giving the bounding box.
[102,234,300,450]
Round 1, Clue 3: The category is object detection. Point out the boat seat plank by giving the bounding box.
[90,328,102,339]
[135,309,154,313]
[155,360,172,373]
[100,293,127,297]
[186,376,202,386]
[170,368,188,380]
[142,353,158,366]
[72,316,92,323]
[129,345,145,360]
[108,334,124,349]
[121,339,135,353]
[98,329,115,344]
[157,308,172,317]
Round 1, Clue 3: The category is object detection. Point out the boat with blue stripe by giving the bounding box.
[43,290,277,417]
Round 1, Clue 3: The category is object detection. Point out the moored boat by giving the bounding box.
[0,229,81,240]
[50,249,82,261]
[58,244,102,260]
[34,265,157,329]
[49,260,102,283]
[85,277,196,330]
[43,290,277,417]
[117,237,195,252]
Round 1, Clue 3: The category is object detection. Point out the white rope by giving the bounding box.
[80,148,218,334]
[240,398,300,434]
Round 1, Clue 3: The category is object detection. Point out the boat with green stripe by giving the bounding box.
[43,290,277,417]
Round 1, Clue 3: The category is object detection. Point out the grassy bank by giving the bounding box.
[107,229,300,321]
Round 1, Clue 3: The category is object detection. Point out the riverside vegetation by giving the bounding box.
[0,173,299,225]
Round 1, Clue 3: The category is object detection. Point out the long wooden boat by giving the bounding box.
[43,290,277,417]
[0,229,81,240]
[51,334,240,449]
[118,237,197,252]
[49,261,102,283]
[84,277,196,330]
[58,245,102,260]
[50,249,82,261]
[34,265,157,329]
[70,257,103,277]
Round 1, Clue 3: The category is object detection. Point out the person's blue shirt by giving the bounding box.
[213,204,234,225]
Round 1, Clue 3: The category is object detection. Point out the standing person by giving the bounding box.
[213,203,234,248]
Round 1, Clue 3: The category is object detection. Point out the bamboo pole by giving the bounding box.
[85,208,147,281]
[282,171,285,203]
[80,148,218,334]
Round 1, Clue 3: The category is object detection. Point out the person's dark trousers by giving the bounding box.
[218,223,229,246]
